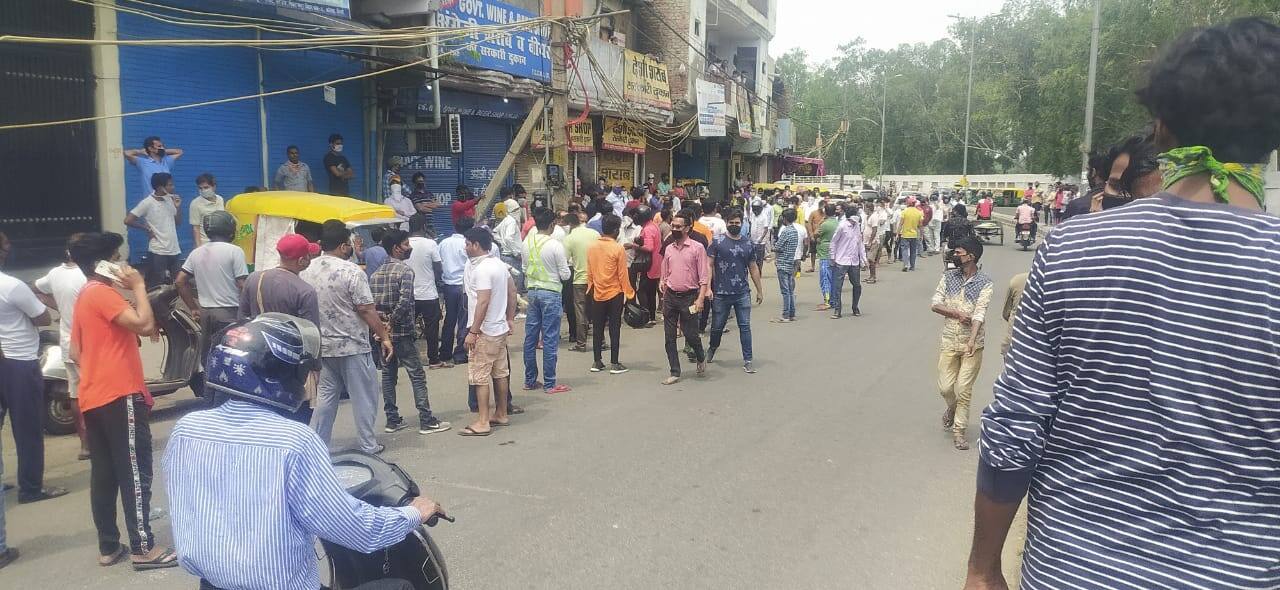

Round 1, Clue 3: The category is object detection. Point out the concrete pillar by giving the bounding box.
[92,0,126,253]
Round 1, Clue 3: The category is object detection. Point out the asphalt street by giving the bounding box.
[1,237,1035,589]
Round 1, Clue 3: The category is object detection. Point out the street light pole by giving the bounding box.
[1080,0,1102,183]
[879,76,888,187]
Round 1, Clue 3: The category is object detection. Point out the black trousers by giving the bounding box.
[414,299,441,364]
[561,280,577,342]
[663,289,704,376]
[85,393,155,555]
[591,294,623,365]
[0,358,45,495]
[637,274,658,323]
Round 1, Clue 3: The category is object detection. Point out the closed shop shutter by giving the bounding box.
[118,13,262,260]
[396,153,461,238]
[461,117,514,217]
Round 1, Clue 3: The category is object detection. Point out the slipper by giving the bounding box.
[488,420,510,428]
[99,544,128,567]
[509,405,525,415]
[545,384,572,394]
[131,547,178,571]
[459,426,492,436]
[522,381,543,391]
[661,376,680,385]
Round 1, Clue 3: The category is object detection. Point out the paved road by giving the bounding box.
[2,242,1036,589]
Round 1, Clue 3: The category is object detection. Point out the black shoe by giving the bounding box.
[384,418,410,433]
[590,362,605,372]
[609,363,629,374]
[18,487,68,504]
[706,348,717,363]
[419,418,452,434]
[852,309,861,316]
[0,548,19,570]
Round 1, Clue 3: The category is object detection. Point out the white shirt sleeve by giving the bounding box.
[130,198,151,219]
[233,246,249,278]
[34,271,53,295]
[10,282,47,318]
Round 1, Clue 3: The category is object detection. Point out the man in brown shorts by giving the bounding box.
[459,228,517,436]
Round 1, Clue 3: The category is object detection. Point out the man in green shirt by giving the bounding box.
[561,211,599,352]
[815,203,840,310]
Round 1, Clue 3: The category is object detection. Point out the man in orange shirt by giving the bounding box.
[69,232,178,570]
[585,214,634,374]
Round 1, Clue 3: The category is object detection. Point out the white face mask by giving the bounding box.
[390,184,403,199]
[199,187,216,200]
[332,144,344,153]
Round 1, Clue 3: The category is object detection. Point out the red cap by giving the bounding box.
[307,242,321,256]
[276,234,313,259]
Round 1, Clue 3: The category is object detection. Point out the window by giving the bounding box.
[413,126,450,154]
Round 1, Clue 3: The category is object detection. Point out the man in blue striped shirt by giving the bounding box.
[164,314,441,590]
[965,18,1280,589]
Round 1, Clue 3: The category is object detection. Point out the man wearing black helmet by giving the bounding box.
[177,210,249,370]
[164,314,442,590]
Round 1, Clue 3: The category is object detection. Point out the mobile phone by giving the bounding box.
[95,260,125,286]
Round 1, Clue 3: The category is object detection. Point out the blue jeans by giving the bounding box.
[440,284,468,363]
[900,237,919,270]
[709,291,753,362]
[818,258,835,302]
[523,288,562,389]
[777,266,796,319]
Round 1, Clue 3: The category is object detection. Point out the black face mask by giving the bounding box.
[670,229,686,240]
[727,225,742,236]
[1101,194,1134,210]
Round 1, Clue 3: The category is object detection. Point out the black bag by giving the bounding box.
[624,298,650,328]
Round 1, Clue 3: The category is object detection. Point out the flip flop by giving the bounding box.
[459,426,492,436]
[131,547,179,571]
[488,420,510,428]
[98,544,128,567]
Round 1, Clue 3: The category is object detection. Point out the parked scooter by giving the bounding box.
[38,284,203,434]
[326,450,451,590]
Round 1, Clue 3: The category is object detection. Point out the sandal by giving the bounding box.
[953,435,971,451]
[98,544,128,567]
[942,405,956,430]
[131,546,179,570]
[459,426,492,436]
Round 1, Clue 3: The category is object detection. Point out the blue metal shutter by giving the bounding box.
[461,117,514,216]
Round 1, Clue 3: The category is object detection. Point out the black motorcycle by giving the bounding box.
[326,451,452,590]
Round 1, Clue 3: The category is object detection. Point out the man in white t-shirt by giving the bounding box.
[698,201,728,239]
[124,171,182,286]
[188,173,225,247]
[176,211,248,370]
[0,231,67,510]
[459,228,516,437]
[33,235,89,459]
[406,214,446,368]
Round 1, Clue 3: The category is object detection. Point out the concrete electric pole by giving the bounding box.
[548,0,572,208]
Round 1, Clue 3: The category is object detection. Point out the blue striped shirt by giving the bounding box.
[163,400,421,590]
[980,195,1280,589]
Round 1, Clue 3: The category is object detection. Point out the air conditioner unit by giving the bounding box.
[448,114,463,153]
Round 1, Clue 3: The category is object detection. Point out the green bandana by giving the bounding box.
[1160,146,1266,207]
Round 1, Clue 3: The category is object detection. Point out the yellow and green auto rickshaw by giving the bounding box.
[225,191,404,270]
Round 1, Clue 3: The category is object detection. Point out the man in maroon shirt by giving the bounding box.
[450,184,478,225]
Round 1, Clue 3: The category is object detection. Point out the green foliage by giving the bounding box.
[775,0,1280,177]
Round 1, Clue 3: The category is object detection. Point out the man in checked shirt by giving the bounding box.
[370,229,450,436]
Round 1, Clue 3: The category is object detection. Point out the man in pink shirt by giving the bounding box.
[659,211,709,385]
[636,207,663,326]
[1015,197,1038,242]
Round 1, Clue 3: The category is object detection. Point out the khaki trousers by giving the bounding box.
[938,347,984,433]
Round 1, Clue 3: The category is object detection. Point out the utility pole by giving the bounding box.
[1080,0,1101,184]
[879,76,888,186]
[548,0,571,208]
[962,18,975,179]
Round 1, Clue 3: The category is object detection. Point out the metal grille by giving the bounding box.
[413,126,451,154]
[0,1,98,269]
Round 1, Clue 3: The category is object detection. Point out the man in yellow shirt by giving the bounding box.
[897,196,924,271]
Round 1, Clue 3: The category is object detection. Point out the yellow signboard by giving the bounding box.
[602,116,646,154]
[624,50,673,110]
[532,117,594,153]
[598,150,635,189]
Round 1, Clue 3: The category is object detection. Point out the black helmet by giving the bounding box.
[205,313,320,412]
[203,210,237,242]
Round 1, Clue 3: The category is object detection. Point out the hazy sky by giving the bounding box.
[772,0,1008,63]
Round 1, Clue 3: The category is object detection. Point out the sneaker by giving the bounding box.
[852,309,862,317]
[368,444,386,455]
[609,363,629,374]
[706,348,717,363]
[419,419,452,434]
[384,418,410,433]
[743,361,756,374]
[590,362,605,372]
[569,343,589,352]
